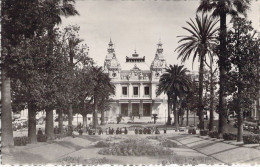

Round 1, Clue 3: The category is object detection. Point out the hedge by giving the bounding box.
[223,133,237,140]
[200,130,208,136]
[188,129,196,134]
[243,135,260,144]
[208,131,218,138]
[14,136,29,146]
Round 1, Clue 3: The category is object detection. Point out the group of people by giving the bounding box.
[82,126,164,135]
[84,127,129,135]
[107,127,128,135]
[134,127,161,134]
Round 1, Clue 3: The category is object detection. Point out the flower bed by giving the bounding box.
[14,136,29,146]
[208,131,218,138]
[223,133,237,140]
[243,134,260,144]
[161,140,178,148]
[59,156,111,165]
[162,156,218,165]
[94,141,110,148]
[98,139,173,156]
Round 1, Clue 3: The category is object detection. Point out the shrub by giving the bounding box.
[223,133,237,140]
[14,136,29,146]
[94,141,110,148]
[243,135,260,144]
[37,134,48,142]
[200,130,208,136]
[116,114,123,124]
[208,131,218,138]
[162,156,218,165]
[188,128,196,134]
[98,139,173,156]
[59,156,81,165]
[146,136,162,140]
[59,156,110,165]
[161,140,178,148]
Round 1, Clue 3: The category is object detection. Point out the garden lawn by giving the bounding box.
[3,133,221,165]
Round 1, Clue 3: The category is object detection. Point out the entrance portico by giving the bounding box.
[118,99,163,117]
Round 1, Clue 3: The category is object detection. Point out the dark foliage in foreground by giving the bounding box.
[98,139,173,156]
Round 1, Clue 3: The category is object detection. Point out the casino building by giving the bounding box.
[103,39,169,123]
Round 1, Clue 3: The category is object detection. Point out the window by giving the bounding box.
[144,86,150,95]
[133,87,139,95]
[122,87,127,95]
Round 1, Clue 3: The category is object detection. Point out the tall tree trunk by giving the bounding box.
[67,104,73,136]
[1,71,14,148]
[198,54,205,130]
[68,104,73,127]
[209,64,215,131]
[167,94,172,125]
[58,109,64,135]
[237,84,243,141]
[180,114,184,126]
[45,108,54,140]
[237,95,243,142]
[186,108,189,126]
[237,52,243,141]
[218,10,228,139]
[174,97,179,131]
[257,94,260,121]
[93,93,98,130]
[82,114,87,128]
[257,59,260,122]
[28,103,37,144]
[101,110,105,125]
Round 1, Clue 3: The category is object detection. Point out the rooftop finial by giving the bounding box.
[108,36,114,53]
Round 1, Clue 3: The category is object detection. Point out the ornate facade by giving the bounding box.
[104,39,169,122]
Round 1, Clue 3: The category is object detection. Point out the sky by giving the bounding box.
[61,0,260,72]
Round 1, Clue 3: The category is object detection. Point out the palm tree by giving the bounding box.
[157,65,191,131]
[40,0,79,139]
[91,66,115,129]
[197,0,251,138]
[175,14,218,130]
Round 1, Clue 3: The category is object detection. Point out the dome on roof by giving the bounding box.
[122,62,150,71]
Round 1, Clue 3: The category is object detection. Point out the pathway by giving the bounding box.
[172,134,260,165]
[2,132,260,165]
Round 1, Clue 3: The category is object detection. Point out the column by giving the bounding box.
[128,100,132,116]
[129,83,133,98]
[151,100,155,114]
[117,101,120,115]
[140,83,144,98]
[139,100,143,116]
[116,84,121,99]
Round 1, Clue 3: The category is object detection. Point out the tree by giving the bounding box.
[197,0,251,138]
[204,59,218,131]
[226,17,259,141]
[157,65,191,131]
[49,25,90,136]
[1,0,45,147]
[40,0,79,137]
[90,66,115,129]
[176,14,218,129]
[9,35,55,143]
